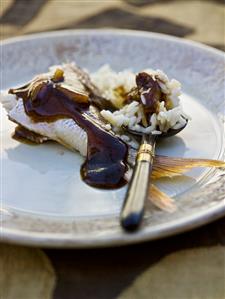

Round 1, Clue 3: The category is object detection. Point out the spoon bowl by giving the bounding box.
[125,117,188,138]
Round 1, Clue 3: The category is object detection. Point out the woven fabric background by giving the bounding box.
[1,1,224,299]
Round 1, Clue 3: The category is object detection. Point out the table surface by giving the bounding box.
[45,218,225,299]
[1,1,225,299]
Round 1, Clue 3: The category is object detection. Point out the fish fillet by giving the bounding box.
[7,95,88,156]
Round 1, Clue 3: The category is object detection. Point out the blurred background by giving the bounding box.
[0,0,224,51]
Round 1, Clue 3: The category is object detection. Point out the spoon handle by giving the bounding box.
[120,135,156,231]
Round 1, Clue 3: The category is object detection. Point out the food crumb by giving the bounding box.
[57,149,65,155]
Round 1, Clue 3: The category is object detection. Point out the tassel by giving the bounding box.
[152,156,225,179]
[149,184,177,212]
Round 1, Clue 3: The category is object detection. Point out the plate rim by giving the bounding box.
[1,29,225,248]
[1,28,225,58]
[1,201,225,248]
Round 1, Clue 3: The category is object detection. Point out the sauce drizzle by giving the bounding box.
[10,81,128,189]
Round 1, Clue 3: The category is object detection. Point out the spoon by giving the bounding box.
[120,119,188,231]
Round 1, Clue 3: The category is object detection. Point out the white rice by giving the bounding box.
[90,65,189,135]
[91,65,135,108]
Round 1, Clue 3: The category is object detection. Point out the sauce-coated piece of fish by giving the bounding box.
[6,64,129,189]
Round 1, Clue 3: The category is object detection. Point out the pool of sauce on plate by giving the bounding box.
[9,82,128,189]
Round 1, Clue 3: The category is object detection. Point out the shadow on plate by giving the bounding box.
[5,141,82,174]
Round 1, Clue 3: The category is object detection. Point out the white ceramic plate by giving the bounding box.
[1,29,225,247]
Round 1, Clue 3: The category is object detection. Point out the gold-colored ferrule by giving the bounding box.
[137,143,155,162]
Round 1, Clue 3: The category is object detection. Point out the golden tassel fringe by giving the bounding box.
[152,156,225,179]
[149,184,177,212]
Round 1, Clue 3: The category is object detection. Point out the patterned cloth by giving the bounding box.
[1,1,224,299]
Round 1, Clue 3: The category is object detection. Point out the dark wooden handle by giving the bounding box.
[120,138,155,231]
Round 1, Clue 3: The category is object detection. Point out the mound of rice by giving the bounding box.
[90,65,189,135]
